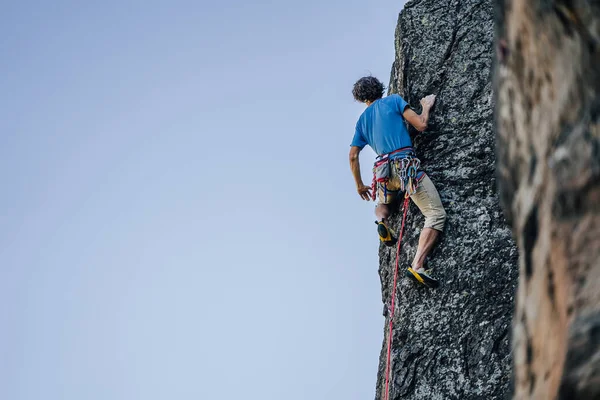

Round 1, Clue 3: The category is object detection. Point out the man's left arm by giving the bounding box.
[349,146,372,201]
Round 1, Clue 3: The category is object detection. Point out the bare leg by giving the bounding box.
[375,203,391,221]
[408,175,446,275]
[412,228,440,271]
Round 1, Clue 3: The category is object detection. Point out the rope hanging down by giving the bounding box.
[383,195,410,400]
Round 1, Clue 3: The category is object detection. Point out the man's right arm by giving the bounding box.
[349,146,372,201]
[403,94,436,132]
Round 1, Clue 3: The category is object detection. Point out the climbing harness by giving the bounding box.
[371,147,421,202]
[383,194,411,400]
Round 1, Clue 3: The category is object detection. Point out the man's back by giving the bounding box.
[351,94,412,156]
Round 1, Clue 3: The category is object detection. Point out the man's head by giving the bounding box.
[352,76,385,103]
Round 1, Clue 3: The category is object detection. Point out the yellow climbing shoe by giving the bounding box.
[375,221,397,247]
[405,267,440,288]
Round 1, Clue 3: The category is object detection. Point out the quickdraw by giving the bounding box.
[371,147,421,202]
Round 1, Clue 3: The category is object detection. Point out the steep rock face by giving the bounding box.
[495,1,600,399]
[375,1,518,399]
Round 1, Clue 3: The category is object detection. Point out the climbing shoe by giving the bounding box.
[375,220,397,247]
[405,267,440,288]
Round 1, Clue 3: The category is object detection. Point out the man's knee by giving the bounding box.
[437,208,447,230]
[376,203,391,220]
[425,208,446,231]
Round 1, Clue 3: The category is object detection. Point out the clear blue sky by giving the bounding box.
[0,1,407,399]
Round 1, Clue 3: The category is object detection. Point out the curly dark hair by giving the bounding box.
[352,76,385,103]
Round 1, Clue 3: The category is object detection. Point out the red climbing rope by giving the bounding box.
[383,195,410,400]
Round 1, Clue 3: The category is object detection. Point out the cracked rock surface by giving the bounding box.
[374,1,518,399]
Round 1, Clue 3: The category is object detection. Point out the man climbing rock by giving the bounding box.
[349,76,446,288]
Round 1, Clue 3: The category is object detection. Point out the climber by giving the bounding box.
[349,76,446,288]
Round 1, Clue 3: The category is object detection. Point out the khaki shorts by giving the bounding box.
[378,173,446,231]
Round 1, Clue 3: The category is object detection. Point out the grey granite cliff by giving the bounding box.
[375,1,518,398]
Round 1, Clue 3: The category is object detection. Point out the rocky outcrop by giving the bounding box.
[495,1,600,399]
[375,1,518,399]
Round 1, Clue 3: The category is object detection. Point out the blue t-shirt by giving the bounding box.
[350,94,412,156]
